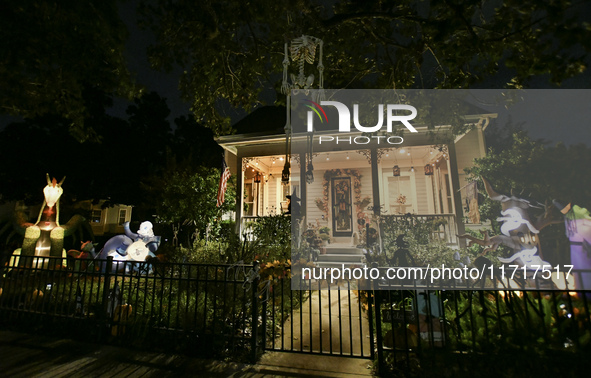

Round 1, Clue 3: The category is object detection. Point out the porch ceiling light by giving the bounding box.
[254,172,262,183]
[393,165,401,176]
[424,164,434,175]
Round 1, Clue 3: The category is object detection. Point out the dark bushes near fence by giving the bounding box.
[0,255,265,362]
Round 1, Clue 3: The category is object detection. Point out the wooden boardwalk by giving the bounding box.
[0,331,245,377]
[0,331,373,377]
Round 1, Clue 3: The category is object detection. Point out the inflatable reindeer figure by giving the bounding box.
[459,178,560,268]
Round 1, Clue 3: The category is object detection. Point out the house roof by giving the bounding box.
[218,101,497,157]
[233,106,286,135]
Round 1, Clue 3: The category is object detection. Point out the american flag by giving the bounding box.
[217,157,231,207]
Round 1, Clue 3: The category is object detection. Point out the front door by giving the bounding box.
[331,177,353,237]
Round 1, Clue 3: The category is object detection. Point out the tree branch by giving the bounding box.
[322,11,423,28]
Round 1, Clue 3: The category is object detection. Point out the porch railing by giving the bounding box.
[381,213,458,245]
[243,213,459,245]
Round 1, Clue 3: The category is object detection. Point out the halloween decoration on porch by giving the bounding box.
[554,202,591,290]
[458,178,560,269]
[390,234,416,267]
[98,221,161,273]
[286,190,301,217]
[11,174,93,266]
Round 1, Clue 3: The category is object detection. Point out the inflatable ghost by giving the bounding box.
[99,221,161,273]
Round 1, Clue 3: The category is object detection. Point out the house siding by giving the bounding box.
[416,175,429,213]
[455,128,486,190]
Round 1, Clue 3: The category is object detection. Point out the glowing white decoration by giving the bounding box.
[497,208,540,236]
[498,247,550,268]
[137,221,155,238]
[127,241,151,262]
[43,180,63,208]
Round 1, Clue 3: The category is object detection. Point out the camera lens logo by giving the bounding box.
[303,99,328,127]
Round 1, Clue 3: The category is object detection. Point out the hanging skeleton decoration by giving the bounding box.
[458,178,560,268]
[281,35,325,186]
[281,35,324,95]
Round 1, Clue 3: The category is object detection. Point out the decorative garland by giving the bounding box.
[315,169,367,230]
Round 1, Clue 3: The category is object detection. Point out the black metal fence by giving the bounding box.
[264,278,373,358]
[372,287,591,376]
[0,255,265,362]
[2,255,591,376]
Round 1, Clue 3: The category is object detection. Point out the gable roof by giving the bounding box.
[233,106,286,135]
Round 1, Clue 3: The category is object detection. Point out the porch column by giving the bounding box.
[447,143,466,248]
[235,152,244,235]
[370,148,381,216]
[299,152,306,220]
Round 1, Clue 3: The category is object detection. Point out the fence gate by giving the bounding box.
[263,278,373,359]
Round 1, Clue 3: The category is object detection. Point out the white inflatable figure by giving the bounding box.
[498,209,540,236]
[458,178,558,269]
[137,221,155,238]
[99,221,161,272]
[498,247,550,269]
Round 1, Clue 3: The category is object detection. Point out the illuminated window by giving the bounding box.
[91,210,102,223]
[118,209,127,225]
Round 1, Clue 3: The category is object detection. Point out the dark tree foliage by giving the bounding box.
[0,1,140,141]
[469,121,591,212]
[139,0,591,134]
[0,91,222,216]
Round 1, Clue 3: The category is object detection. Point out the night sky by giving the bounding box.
[465,90,591,146]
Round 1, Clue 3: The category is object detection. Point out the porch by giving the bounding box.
[241,213,459,247]
[233,141,465,248]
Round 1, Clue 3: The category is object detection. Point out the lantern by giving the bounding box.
[424,164,434,176]
[306,162,314,184]
[281,161,290,184]
[254,172,262,183]
[392,165,401,177]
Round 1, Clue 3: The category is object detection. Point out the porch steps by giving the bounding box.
[317,254,363,262]
[323,245,361,254]
[316,243,365,268]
